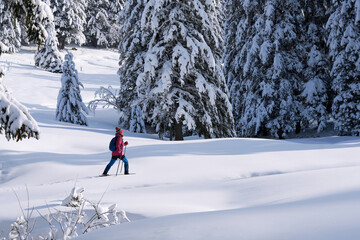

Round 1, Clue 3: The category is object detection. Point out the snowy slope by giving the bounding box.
[0,47,360,239]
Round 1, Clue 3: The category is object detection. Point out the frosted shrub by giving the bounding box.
[8,187,130,239]
[62,187,85,207]
[88,86,120,112]
[9,216,34,240]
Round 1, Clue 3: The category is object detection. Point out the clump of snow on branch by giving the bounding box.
[62,187,85,208]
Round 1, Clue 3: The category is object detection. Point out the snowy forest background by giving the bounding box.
[1,0,360,141]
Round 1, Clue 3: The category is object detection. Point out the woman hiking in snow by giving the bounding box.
[102,127,129,176]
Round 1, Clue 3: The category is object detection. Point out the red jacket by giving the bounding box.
[112,132,125,156]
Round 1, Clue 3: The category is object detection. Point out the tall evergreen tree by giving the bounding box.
[0,67,40,141]
[116,0,147,133]
[88,0,141,132]
[0,0,21,53]
[136,0,235,140]
[224,0,306,138]
[26,0,54,47]
[1,0,53,50]
[11,0,54,47]
[224,0,259,137]
[299,0,330,133]
[56,52,89,125]
[327,0,360,135]
[85,0,110,47]
[107,0,124,48]
[51,0,87,49]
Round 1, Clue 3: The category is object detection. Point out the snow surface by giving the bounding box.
[1,47,360,239]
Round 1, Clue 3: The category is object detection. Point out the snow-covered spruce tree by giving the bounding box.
[326,0,360,135]
[56,52,89,125]
[0,0,22,53]
[51,0,87,49]
[34,21,63,73]
[136,0,235,140]
[9,0,62,72]
[85,0,110,48]
[4,0,54,50]
[116,0,147,134]
[224,0,306,138]
[299,0,331,133]
[34,24,63,73]
[223,0,258,137]
[107,0,124,48]
[17,0,54,48]
[0,67,40,141]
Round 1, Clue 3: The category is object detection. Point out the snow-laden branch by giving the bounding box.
[0,68,40,141]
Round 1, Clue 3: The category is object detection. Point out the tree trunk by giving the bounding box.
[295,121,301,134]
[204,130,211,139]
[174,121,183,141]
[277,129,285,139]
[169,126,173,141]
[58,37,66,50]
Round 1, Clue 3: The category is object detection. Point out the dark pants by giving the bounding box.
[103,155,129,174]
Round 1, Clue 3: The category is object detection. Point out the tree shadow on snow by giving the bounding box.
[125,136,360,159]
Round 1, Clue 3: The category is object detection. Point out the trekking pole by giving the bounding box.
[116,158,121,176]
[120,145,127,175]
[120,161,123,175]
[116,145,127,176]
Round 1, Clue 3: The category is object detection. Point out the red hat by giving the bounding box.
[116,127,123,135]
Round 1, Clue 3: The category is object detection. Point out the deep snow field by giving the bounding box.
[0,47,360,240]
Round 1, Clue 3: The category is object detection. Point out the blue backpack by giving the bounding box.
[109,136,117,151]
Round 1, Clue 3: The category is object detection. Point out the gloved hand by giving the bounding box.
[124,141,128,146]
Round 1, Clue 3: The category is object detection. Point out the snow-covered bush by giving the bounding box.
[62,187,85,207]
[8,216,35,240]
[0,66,40,141]
[8,187,130,239]
[88,86,121,112]
[56,52,89,125]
